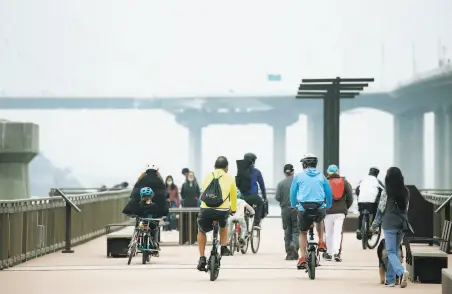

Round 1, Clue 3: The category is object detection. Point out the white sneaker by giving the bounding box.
[400,270,409,288]
[385,283,395,287]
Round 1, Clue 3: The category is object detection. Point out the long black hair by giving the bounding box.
[385,167,408,211]
[165,175,176,189]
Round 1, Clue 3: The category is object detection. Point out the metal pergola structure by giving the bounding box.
[296,77,374,172]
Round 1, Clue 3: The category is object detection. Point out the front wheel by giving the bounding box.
[127,242,137,265]
[251,228,260,253]
[209,255,220,281]
[307,250,316,280]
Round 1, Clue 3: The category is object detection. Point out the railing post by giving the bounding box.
[62,203,74,253]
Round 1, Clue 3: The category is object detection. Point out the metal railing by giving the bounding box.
[0,189,130,269]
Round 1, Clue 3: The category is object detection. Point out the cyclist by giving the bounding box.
[135,187,161,253]
[355,167,385,240]
[289,153,332,269]
[227,190,255,247]
[197,156,238,271]
[237,152,267,230]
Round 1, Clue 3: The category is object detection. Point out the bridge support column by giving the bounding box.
[434,108,447,189]
[307,114,324,173]
[0,121,39,200]
[187,124,203,176]
[445,105,452,189]
[393,111,424,186]
[272,124,287,185]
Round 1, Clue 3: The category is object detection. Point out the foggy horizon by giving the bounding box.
[1,0,450,194]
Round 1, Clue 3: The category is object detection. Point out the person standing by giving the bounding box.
[181,171,201,207]
[165,175,180,230]
[371,167,410,288]
[323,164,353,262]
[275,164,299,260]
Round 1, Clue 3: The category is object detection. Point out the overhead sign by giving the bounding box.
[267,74,282,81]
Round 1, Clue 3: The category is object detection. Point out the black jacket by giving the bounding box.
[122,171,169,218]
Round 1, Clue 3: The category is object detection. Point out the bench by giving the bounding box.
[106,219,165,257]
[405,220,451,284]
[443,269,452,294]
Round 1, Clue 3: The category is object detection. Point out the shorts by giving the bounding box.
[197,208,229,233]
[297,202,326,232]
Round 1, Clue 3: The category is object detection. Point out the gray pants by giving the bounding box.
[281,207,299,253]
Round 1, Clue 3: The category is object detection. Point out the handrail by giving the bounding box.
[435,195,452,214]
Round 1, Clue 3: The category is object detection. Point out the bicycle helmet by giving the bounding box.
[244,152,257,163]
[145,164,159,171]
[300,153,318,169]
[140,187,154,198]
[369,167,380,177]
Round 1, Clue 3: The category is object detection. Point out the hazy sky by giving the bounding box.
[1,0,450,192]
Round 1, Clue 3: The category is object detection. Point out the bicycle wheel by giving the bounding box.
[209,255,219,281]
[366,224,382,249]
[361,217,368,250]
[251,228,260,253]
[241,233,249,254]
[307,250,316,280]
[127,241,137,265]
[229,235,235,256]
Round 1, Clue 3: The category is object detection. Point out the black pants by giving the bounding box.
[242,194,264,225]
[281,207,299,253]
[358,202,377,230]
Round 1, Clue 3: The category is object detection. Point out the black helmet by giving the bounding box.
[244,153,257,163]
[300,153,318,168]
[369,167,380,177]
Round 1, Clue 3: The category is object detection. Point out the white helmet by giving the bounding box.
[300,153,318,167]
[145,164,159,171]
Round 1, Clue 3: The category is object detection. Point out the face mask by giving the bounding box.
[188,177,194,182]
[167,181,173,185]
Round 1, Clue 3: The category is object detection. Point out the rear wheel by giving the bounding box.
[229,234,235,256]
[241,231,249,254]
[307,250,316,280]
[209,255,219,281]
[251,228,260,253]
[361,217,368,250]
[367,224,382,249]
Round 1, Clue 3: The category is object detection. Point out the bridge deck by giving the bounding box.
[1,219,446,294]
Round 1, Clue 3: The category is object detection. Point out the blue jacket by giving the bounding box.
[289,168,333,211]
[242,167,267,199]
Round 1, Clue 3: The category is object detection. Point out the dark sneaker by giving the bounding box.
[356,229,362,240]
[221,246,232,256]
[334,254,342,262]
[297,256,307,270]
[323,252,332,261]
[239,238,245,246]
[285,253,292,260]
[292,251,299,260]
[197,256,207,271]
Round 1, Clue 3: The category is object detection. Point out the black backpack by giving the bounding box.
[200,173,227,207]
[236,159,252,193]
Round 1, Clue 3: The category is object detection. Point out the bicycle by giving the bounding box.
[127,217,162,265]
[229,211,253,255]
[360,209,381,250]
[204,220,221,281]
[305,224,320,280]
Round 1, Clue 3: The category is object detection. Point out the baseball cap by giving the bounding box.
[327,164,339,174]
[284,164,294,174]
